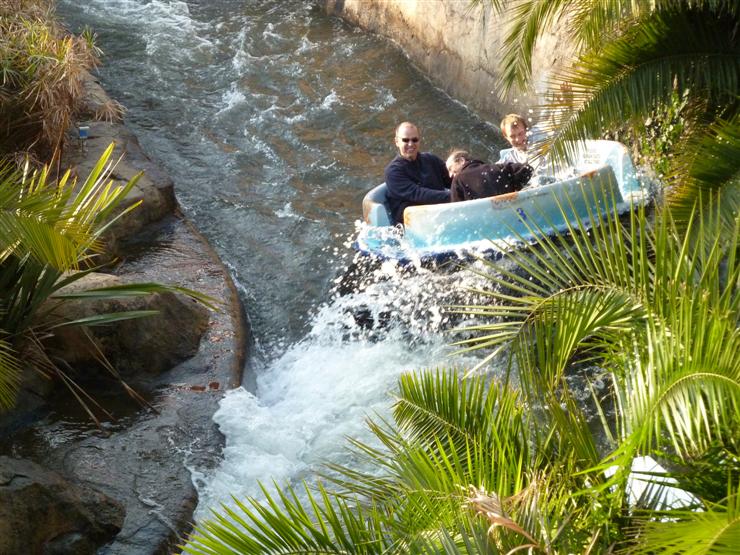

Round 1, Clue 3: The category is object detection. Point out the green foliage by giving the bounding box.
[186,482,391,555]
[604,88,691,177]
[0,338,21,408]
[489,0,739,228]
[455,194,739,456]
[0,144,215,414]
[625,487,740,553]
[666,113,740,237]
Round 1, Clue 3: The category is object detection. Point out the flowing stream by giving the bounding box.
[57,0,508,521]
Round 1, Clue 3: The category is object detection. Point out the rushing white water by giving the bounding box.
[191,255,499,521]
[56,0,509,524]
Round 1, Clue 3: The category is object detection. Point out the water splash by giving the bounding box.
[192,246,504,521]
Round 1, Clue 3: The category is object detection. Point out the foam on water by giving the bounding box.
[370,88,397,111]
[193,338,442,521]
[296,35,317,54]
[275,202,299,219]
[75,0,213,62]
[192,254,499,522]
[217,87,247,114]
[320,90,340,109]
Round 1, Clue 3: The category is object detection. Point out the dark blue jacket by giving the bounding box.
[384,153,451,225]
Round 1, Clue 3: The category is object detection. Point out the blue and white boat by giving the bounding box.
[355,140,649,263]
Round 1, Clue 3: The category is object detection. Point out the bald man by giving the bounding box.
[384,122,451,225]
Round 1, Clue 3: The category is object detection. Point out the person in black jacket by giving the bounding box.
[384,122,451,225]
[445,150,532,203]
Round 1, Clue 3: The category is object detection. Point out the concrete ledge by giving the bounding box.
[325,0,574,121]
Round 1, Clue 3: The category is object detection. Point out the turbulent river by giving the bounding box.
[58,0,508,521]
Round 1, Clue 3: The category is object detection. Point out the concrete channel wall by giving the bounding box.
[324,0,573,124]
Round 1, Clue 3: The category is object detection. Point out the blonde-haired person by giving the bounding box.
[497,113,553,182]
[497,113,530,165]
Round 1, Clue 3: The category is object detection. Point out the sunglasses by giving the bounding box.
[399,137,420,143]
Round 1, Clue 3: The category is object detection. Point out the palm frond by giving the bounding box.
[0,337,21,410]
[1,145,141,269]
[52,281,220,311]
[624,485,740,554]
[498,0,573,94]
[616,319,740,460]
[47,310,161,329]
[184,481,389,554]
[395,371,531,490]
[537,8,739,168]
[665,114,740,233]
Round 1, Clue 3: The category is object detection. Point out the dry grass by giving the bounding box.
[95,97,125,123]
[0,0,100,159]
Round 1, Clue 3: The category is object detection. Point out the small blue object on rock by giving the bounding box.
[77,125,90,151]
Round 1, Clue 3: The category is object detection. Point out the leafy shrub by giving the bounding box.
[604,88,692,178]
[0,145,214,418]
[0,0,100,158]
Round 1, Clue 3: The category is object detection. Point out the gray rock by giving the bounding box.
[43,272,209,378]
[77,73,125,123]
[63,121,177,258]
[0,456,124,555]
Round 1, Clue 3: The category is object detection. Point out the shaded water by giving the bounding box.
[57,0,507,520]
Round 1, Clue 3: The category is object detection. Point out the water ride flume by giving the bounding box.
[356,140,650,264]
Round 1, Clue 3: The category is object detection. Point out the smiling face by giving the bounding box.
[395,123,420,161]
[503,121,528,151]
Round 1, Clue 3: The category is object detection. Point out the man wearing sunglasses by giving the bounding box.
[384,122,451,225]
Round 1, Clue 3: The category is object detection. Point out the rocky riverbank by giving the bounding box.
[0,73,248,554]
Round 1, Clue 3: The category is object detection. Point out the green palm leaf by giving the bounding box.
[496,0,572,94]
[538,8,739,168]
[52,281,220,311]
[0,337,21,409]
[624,486,740,553]
[612,314,740,460]
[184,481,390,554]
[666,115,740,233]
[0,144,140,269]
[497,0,739,97]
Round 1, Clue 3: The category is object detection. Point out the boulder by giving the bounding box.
[0,456,124,555]
[44,272,209,378]
[77,73,125,123]
[63,72,178,256]
[65,120,178,256]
